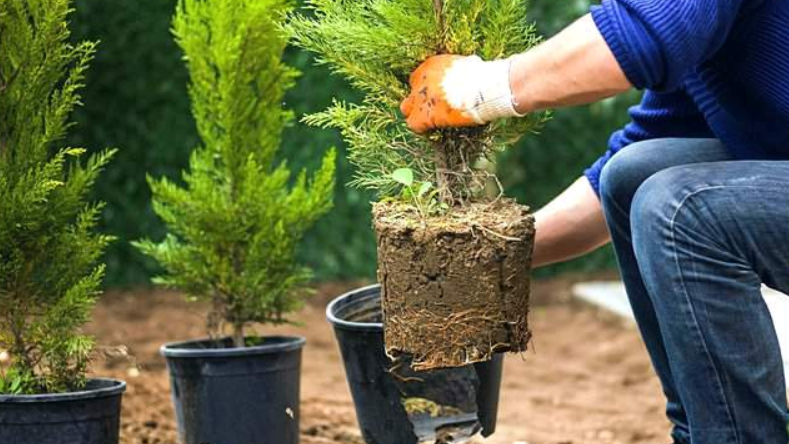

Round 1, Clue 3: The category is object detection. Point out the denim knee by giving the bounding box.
[630,166,688,244]
[629,165,722,266]
[599,138,730,218]
[599,139,674,215]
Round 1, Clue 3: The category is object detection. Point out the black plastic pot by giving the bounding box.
[327,284,504,444]
[0,378,126,444]
[161,335,305,444]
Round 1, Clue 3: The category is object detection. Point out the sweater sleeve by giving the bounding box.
[591,0,744,91]
[584,89,714,195]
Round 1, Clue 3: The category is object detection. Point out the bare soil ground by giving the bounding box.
[87,277,672,444]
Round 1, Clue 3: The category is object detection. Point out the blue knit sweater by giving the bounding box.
[584,0,789,194]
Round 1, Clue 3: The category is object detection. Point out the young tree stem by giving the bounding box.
[434,145,453,205]
[9,311,32,371]
[232,323,245,348]
[433,0,444,30]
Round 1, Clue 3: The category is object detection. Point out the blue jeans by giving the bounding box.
[598,138,789,444]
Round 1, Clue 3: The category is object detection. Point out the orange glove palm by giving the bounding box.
[400,54,522,134]
[400,55,478,133]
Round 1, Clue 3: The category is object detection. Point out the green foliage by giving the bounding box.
[390,168,445,217]
[0,0,115,394]
[66,0,630,286]
[0,367,37,395]
[288,0,546,207]
[135,0,336,345]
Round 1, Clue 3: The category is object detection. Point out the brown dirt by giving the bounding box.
[374,200,535,370]
[87,277,672,444]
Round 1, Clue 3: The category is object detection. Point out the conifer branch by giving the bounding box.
[289,0,546,209]
[433,0,445,50]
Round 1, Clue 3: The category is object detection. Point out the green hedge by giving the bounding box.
[68,0,638,287]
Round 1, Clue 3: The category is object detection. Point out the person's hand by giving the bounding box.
[400,54,523,134]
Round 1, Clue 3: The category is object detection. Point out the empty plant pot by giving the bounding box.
[0,378,126,444]
[161,336,305,444]
[327,284,504,444]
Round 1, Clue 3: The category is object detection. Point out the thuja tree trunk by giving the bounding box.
[434,146,456,205]
[374,200,535,371]
[232,324,245,348]
[432,133,486,205]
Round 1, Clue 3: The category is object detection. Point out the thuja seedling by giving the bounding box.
[288,0,546,210]
[289,0,544,370]
[136,0,336,348]
[0,0,115,395]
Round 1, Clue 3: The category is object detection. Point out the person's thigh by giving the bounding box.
[631,160,789,444]
[633,160,789,294]
[599,138,732,213]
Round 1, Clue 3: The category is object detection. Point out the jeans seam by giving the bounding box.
[668,185,741,444]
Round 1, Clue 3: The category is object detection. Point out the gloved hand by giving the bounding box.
[400,54,524,134]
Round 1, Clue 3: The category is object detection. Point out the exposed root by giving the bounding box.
[387,358,426,384]
[474,225,522,242]
[386,306,531,371]
[373,199,531,243]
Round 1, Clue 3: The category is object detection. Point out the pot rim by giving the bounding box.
[0,377,126,404]
[326,284,383,332]
[160,335,306,359]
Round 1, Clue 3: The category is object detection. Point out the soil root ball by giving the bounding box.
[374,200,535,371]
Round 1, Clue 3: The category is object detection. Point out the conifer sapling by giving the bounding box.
[289,0,546,369]
[288,0,545,208]
[135,0,336,348]
[0,0,116,394]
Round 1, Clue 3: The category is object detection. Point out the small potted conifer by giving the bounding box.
[134,0,335,443]
[289,0,544,371]
[0,1,125,443]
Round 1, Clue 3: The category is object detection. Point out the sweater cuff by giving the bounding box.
[584,165,603,198]
[591,3,648,89]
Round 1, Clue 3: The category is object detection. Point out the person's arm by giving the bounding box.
[532,177,610,267]
[510,14,630,114]
[401,14,630,133]
[401,0,744,132]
